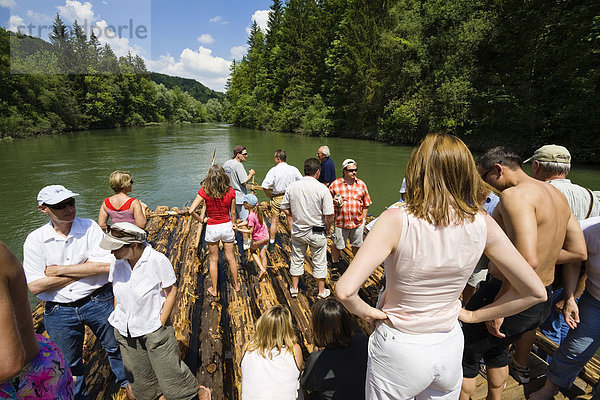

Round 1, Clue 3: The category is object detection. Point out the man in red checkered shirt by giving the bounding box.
[329,159,372,264]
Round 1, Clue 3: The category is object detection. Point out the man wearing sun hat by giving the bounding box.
[328,159,372,266]
[526,144,600,222]
[23,185,131,400]
[509,145,600,383]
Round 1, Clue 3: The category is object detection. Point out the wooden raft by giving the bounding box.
[30,204,600,400]
[30,205,383,400]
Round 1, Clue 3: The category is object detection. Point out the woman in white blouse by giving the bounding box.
[100,222,211,400]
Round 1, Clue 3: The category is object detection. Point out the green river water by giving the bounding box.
[3,123,600,261]
[2,122,600,310]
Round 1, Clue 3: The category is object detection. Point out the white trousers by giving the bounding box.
[366,322,463,400]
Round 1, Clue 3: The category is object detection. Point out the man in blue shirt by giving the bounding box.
[317,145,336,187]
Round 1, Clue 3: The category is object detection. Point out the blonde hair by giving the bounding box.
[404,133,489,227]
[246,305,297,359]
[203,165,231,199]
[109,170,133,193]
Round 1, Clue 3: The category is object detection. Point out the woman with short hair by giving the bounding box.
[189,164,241,296]
[336,133,548,399]
[98,170,146,231]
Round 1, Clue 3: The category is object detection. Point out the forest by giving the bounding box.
[0,15,225,138]
[226,0,600,159]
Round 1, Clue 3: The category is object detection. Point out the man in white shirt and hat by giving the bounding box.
[23,185,131,400]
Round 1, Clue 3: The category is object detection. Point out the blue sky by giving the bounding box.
[1,0,273,91]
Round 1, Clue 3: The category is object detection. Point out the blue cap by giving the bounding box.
[243,193,258,206]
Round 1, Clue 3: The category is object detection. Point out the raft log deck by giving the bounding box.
[31,204,598,399]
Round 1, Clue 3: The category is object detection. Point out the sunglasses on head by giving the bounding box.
[107,225,146,241]
[46,197,76,210]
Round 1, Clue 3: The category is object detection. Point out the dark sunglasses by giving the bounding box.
[130,179,134,185]
[241,152,248,156]
[346,168,358,173]
[46,197,76,210]
[107,224,147,241]
[481,168,493,182]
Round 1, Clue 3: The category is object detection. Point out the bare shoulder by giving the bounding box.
[380,207,405,222]
[0,242,20,280]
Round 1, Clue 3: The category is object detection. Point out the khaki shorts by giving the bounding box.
[115,326,198,400]
[290,231,328,279]
[270,194,285,215]
[333,224,364,250]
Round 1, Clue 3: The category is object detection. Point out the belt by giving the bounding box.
[47,284,110,308]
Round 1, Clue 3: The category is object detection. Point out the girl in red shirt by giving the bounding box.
[189,165,241,296]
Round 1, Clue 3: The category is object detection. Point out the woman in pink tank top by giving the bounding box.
[98,170,146,231]
[336,133,547,400]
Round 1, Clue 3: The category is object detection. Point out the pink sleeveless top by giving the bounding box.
[380,207,486,334]
[104,197,137,225]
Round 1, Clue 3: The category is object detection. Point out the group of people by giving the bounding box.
[186,145,372,301]
[2,171,211,400]
[3,134,600,400]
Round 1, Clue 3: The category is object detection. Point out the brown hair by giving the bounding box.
[246,305,297,359]
[404,133,489,226]
[275,149,287,162]
[311,298,354,349]
[476,146,522,171]
[109,170,133,193]
[304,158,321,176]
[202,165,231,199]
[245,203,265,226]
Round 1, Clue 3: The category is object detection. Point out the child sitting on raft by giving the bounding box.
[241,305,303,400]
[234,194,269,281]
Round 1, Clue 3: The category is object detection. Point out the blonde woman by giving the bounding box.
[98,170,146,231]
[189,164,240,296]
[241,305,303,400]
[336,133,547,399]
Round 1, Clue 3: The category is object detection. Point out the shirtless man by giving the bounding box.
[460,146,587,400]
[0,241,73,398]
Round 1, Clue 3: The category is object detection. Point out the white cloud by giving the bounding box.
[8,15,25,33]
[230,45,247,60]
[252,10,269,32]
[245,10,269,35]
[209,15,227,24]
[145,46,232,92]
[26,10,52,24]
[57,0,94,24]
[197,33,214,45]
[0,0,15,8]
[93,19,145,57]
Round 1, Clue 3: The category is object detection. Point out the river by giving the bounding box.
[2,122,600,263]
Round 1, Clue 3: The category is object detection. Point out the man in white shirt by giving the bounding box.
[223,145,256,250]
[23,185,131,400]
[261,149,302,253]
[281,158,334,299]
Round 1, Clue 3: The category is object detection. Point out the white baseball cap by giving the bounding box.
[342,159,357,170]
[37,185,79,206]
